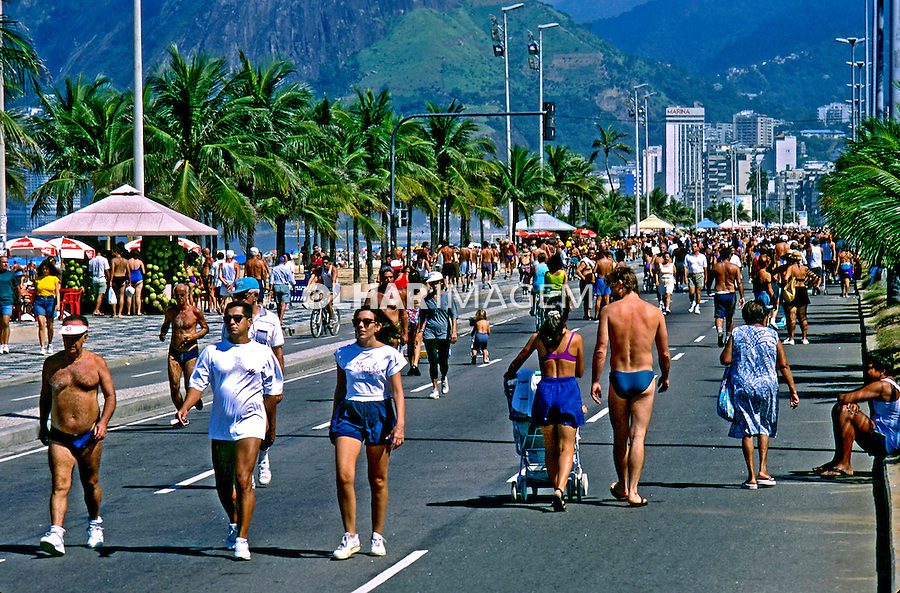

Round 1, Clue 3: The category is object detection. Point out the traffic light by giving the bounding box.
[543,102,556,141]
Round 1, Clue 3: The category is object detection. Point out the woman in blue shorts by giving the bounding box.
[505,308,585,512]
[330,306,407,560]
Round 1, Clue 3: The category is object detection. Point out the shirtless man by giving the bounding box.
[109,248,129,317]
[593,250,616,320]
[38,316,116,555]
[591,267,669,507]
[366,266,408,349]
[503,241,517,279]
[479,242,495,289]
[160,284,210,425]
[244,247,269,297]
[438,241,457,288]
[458,244,473,292]
[711,247,745,347]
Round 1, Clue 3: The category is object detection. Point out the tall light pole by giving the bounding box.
[632,83,647,234]
[0,0,6,251]
[892,0,900,117]
[133,0,145,194]
[855,61,866,124]
[536,22,559,168]
[491,3,524,241]
[642,91,656,217]
[876,0,885,118]
[866,0,871,118]
[837,37,863,136]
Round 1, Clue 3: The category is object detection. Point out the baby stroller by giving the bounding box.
[503,372,589,503]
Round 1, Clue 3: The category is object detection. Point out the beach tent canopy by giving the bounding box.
[32,185,218,237]
[515,209,576,232]
[125,237,202,254]
[639,214,675,230]
[696,218,719,229]
[47,237,96,259]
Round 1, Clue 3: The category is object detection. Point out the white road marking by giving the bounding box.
[478,358,502,368]
[284,368,332,384]
[494,318,513,326]
[672,352,685,361]
[296,340,309,345]
[507,471,520,483]
[699,299,708,304]
[0,446,47,464]
[571,327,581,333]
[586,408,609,423]
[349,550,429,593]
[133,370,161,378]
[411,383,435,393]
[694,335,706,343]
[0,558,5,563]
[10,394,40,402]
[155,469,216,495]
[312,421,331,430]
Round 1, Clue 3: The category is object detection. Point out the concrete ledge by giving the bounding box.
[874,455,899,593]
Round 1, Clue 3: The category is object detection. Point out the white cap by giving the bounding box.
[425,271,444,284]
[226,250,235,258]
[60,323,88,336]
[249,247,259,255]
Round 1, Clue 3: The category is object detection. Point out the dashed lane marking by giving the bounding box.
[672,352,686,361]
[312,421,331,430]
[284,368,332,384]
[694,335,706,343]
[349,550,429,593]
[411,383,435,393]
[478,358,502,368]
[133,371,161,378]
[155,469,216,495]
[10,394,40,402]
[586,408,609,423]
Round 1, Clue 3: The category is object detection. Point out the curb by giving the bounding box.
[0,297,530,452]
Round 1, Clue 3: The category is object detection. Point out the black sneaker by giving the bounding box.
[717,332,725,347]
[407,366,420,376]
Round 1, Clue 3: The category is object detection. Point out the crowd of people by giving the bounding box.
[25,224,900,564]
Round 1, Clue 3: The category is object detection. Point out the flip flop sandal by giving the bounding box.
[627,497,648,507]
[741,481,758,490]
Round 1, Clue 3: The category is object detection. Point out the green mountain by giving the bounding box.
[7,0,844,156]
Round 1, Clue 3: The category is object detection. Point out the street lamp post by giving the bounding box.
[492,3,524,241]
[855,61,867,125]
[133,0,145,193]
[642,91,656,217]
[836,37,863,137]
[536,22,559,168]
[632,83,647,234]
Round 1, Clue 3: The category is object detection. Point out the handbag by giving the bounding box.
[717,366,735,422]
[106,286,118,305]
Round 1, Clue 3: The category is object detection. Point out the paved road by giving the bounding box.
[0,285,876,592]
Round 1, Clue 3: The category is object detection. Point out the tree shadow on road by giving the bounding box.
[250,546,333,559]
[427,495,551,512]
[97,545,218,558]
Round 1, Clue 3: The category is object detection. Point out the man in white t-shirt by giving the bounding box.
[225,277,285,487]
[807,238,824,295]
[179,301,283,561]
[683,244,708,314]
[88,251,110,315]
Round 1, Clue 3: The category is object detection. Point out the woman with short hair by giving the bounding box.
[34,259,61,355]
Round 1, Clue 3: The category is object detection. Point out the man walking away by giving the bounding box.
[88,250,110,316]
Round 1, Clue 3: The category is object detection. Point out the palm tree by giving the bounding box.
[645,186,668,218]
[31,76,132,215]
[588,189,633,236]
[704,201,731,223]
[820,117,900,301]
[543,145,596,224]
[590,125,631,189]
[488,145,549,233]
[145,46,283,247]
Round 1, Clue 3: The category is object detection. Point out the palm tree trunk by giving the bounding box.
[406,206,413,265]
[437,198,445,243]
[365,233,374,284]
[888,265,900,305]
[275,216,286,257]
[430,212,437,249]
[352,220,360,284]
[479,214,485,244]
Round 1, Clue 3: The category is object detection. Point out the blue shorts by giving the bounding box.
[713,293,736,320]
[532,376,584,428]
[472,332,489,353]
[593,277,611,297]
[0,303,11,317]
[754,291,773,311]
[33,296,56,319]
[330,399,396,445]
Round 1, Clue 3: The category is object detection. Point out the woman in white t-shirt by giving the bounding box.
[330,306,406,561]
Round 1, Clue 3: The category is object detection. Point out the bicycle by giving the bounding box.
[310,304,341,337]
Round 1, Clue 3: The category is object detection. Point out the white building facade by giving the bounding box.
[665,107,705,208]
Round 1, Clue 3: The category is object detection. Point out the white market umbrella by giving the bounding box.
[47,237,96,259]
[515,209,577,232]
[6,236,57,257]
[639,214,675,230]
[124,237,202,254]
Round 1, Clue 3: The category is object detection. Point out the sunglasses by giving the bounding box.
[353,318,376,327]
[224,314,247,324]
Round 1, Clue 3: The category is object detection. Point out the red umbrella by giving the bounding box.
[535,230,557,238]
[514,230,531,238]
[574,228,597,238]
[47,237,96,259]
[6,236,57,257]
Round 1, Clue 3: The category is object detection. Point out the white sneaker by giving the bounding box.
[40,526,65,556]
[441,377,449,394]
[693,307,702,315]
[47,344,53,354]
[87,518,104,548]
[233,537,251,560]
[783,338,794,345]
[40,346,46,355]
[688,303,695,313]
[370,532,386,557]
[257,451,272,487]
[225,523,238,550]
[0,344,7,353]
[332,532,360,560]
[801,338,810,345]
[429,388,440,400]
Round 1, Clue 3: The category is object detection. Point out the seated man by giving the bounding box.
[813,351,900,477]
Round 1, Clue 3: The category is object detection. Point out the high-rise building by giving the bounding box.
[733,110,774,148]
[665,106,705,208]
[643,145,662,194]
[816,102,851,126]
[703,123,734,150]
[775,134,797,173]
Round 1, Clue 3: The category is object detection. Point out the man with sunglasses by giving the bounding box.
[179,301,284,560]
[222,277,285,487]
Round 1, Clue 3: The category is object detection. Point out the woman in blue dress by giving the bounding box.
[720,301,799,489]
